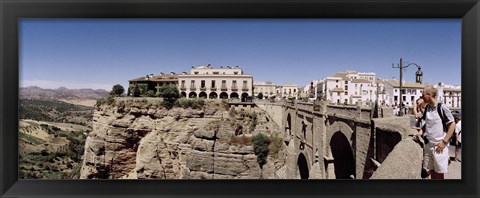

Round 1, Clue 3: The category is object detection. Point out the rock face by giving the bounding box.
[80,99,285,179]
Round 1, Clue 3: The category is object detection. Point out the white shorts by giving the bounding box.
[423,142,449,174]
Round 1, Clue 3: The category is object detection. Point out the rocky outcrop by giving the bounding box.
[80,99,285,179]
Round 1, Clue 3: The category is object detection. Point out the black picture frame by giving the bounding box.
[1,0,479,197]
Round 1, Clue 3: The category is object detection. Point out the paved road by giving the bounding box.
[445,145,462,179]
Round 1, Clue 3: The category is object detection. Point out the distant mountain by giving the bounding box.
[20,86,110,100]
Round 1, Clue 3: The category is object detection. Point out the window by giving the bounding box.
[243,81,247,87]
[234,72,238,74]
[345,85,348,90]
[344,92,348,95]
[394,96,398,102]
[211,80,216,88]
[294,89,296,93]
[336,80,339,83]
[345,81,348,84]
[201,80,205,88]
[213,72,219,74]
[181,80,185,87]
[337,92,340,96]
[222,80,226,88]
[194,72,199,74]
[191,80,195,87]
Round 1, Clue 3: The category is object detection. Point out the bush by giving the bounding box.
[257,93,263,100]
[268,133,284,159]
[147,90,156,97]
[252,133,270,168]
[250,112,257,132]
[174,98,204,109]
[110,84,125,96]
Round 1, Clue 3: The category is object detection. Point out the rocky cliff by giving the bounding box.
[80,98,286,179]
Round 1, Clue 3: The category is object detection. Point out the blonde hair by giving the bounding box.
[423,84,437,97]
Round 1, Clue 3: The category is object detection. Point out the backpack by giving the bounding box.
[421,103,449,133]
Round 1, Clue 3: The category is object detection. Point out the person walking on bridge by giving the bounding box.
[421,85,456,179]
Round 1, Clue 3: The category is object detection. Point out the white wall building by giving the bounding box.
[279,83,300,100]
[253,81,277,99]
[178,65,253,100]
[316,71,378,105]
[383,79,424,108]
[435,82,462,109]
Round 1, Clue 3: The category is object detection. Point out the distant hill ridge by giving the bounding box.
[20,86,109,100]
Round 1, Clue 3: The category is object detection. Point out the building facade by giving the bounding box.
[128,73,179,96]
[435,82,462,109]
[253,81,277,99]
[316,71,378,105]
[279,83,300,100]
[177,65,253,100]
[383,79,424,108]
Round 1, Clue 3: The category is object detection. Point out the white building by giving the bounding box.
[435,82,461,109]
[383,79,424,108]
[253,81,277,99]
[279,83,300,100]
[178,65,253,100]
[316,71,378,105]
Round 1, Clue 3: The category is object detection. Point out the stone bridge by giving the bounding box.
[257,100,423,179]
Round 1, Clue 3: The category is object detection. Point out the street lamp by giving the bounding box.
[392,58,422,116]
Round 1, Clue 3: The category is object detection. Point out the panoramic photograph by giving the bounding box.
[19,19,461,180]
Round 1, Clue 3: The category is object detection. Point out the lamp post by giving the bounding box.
[392,58,422,116]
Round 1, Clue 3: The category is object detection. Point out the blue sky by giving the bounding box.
[20,19,461,91]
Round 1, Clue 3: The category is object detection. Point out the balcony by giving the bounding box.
[221,86,228,91]
[242,86,249,91]
[210,87,217,91]
[200,87,207,91]
[231,86,238,91]
[190,86,196,91]
[180,86,186,91]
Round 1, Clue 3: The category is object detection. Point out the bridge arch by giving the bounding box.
[297,152,309,179]
[327,121,355,179]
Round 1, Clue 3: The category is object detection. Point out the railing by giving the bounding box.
[221,86,228,91]
[242,86,249,91]
[180,86,186,91]
[210,87,217,91]
[190,86,196,91]
[200,87,207,91]
[231,86,238,91]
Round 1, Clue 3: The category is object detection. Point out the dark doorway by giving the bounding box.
[330,132,355,179]
[297,153,309,179]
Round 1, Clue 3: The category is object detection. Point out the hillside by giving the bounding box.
[19,98,94,127]
[20,86,109,100]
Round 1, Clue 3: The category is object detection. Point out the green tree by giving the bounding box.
[158,85,180,109]
[132,84,141,97]
[257,93,264,100]
[252,133,270,168]
[111,84,125,96]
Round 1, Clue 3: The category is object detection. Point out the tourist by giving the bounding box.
[413,97,426,120]
[454,115,462,162]
[421,85,456,179]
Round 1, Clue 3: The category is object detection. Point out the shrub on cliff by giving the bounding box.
[252,133,270,168]
[110,84,125,97]
[175,98,204,109]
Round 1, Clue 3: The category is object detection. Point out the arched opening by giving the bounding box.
[199,92,207,99]
[180,92,187,98]
[189,92,197,98]
[297,153,309,179]
[241,93,249,102]
[220,92,228,99]
[230,92,239,99]
[287,114,292,135]
[330,132,355,179]
[209,92,218,99]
